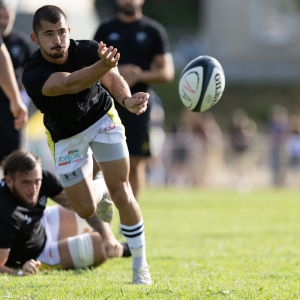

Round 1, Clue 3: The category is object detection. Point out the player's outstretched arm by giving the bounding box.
[86,213,123,259]
[0,43,28,130]
[52,190,123,258]
[42,44,120,97]
[100,63,149,116]
[0,249,40,276]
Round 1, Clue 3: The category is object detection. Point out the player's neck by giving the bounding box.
[118,11,143,24]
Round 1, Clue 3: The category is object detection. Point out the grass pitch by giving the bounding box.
[1,188,300,299]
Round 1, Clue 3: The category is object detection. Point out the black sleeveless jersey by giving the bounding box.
[0,170,63,268]
[22,39,112,143]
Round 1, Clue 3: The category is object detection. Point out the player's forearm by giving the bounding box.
[86,213,114,240]
[103,71,132,105]
[52,191,74,210]
[0,265,17,275]
[64,60,112,94]
[0,44,22,103]
[141,67,174,85]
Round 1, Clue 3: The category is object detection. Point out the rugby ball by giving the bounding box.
[178,56,225,112]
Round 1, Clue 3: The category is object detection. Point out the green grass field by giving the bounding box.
[1,188,300,299]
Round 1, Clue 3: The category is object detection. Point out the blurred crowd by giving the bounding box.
[146,104,300,192]
[18,102,300,192]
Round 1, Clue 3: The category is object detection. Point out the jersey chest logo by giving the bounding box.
[136,32,147,43]
[39,195,47,206]
[108,32,121,41]
[25,214,32,225]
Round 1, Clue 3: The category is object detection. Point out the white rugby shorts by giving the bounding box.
[46,102,127,175]
[38,206,94,270]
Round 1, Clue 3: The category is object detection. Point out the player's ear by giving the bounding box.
[5,176,13,189]
[30,32,39,45]
[68,27,70,33]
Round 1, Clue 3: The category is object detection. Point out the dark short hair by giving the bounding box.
[2,150,42,178]
[32,5,67,34]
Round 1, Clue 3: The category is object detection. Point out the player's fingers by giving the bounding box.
[117,246,123,257]
[112,53,120,64]
[14,119,21,130]
[137,105,147,115]
[101,244,108,260]
[102,46,113,59]
[106,48,118,62]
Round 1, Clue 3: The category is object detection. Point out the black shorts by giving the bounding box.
[0,100,21,162]
[114,95,152,157]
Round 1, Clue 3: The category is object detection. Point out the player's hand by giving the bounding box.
[118,64,143,88]
[124,92,149,115]
[101,237,123,259]
[22,259,41,276]
[98,41,120,69]
[10,99,28,130]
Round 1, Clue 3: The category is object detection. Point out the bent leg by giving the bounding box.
[63,172,102,219]
[58,206,93,240]
[58,232,105,270]
[99,157,142,226]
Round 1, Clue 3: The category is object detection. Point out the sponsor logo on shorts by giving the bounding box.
[99,126,118,135]
[58,150,82,166]
[64,171,78,181]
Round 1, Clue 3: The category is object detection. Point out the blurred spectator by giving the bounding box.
[189,111,224,186]
[171,33,203,71]
[285,114,300,183]
[165,121,193,187]
[266,105,290,186]
[227,108,258,192]
[146,95,166,186]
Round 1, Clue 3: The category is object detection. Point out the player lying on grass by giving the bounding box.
[0,150,130,276]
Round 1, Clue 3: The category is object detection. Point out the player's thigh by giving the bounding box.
[63,171,96,217]
[58,206,77,240]
[90,140,130,187]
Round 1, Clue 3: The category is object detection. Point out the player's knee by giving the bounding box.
[110,182,132,208]
[90,232,105,267]
[67,233,95,269]
[75,203,96,219]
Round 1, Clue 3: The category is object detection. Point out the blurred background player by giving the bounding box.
[0,0,31,163]
[0,150,124,276]
[94,0,175,200]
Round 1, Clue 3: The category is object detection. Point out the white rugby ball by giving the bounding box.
[178,56,225,112]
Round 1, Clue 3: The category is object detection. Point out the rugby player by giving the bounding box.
[0,150,124,276]
[94,0,174,200]
[22,5,151,284]
[0,34,27,138]
[0,0,31,162]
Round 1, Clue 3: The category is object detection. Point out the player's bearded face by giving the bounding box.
[37,17,70,60]
[117,0,144,15]
[10,167,42,208]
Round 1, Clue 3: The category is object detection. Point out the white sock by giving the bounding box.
[120,219,148,270]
